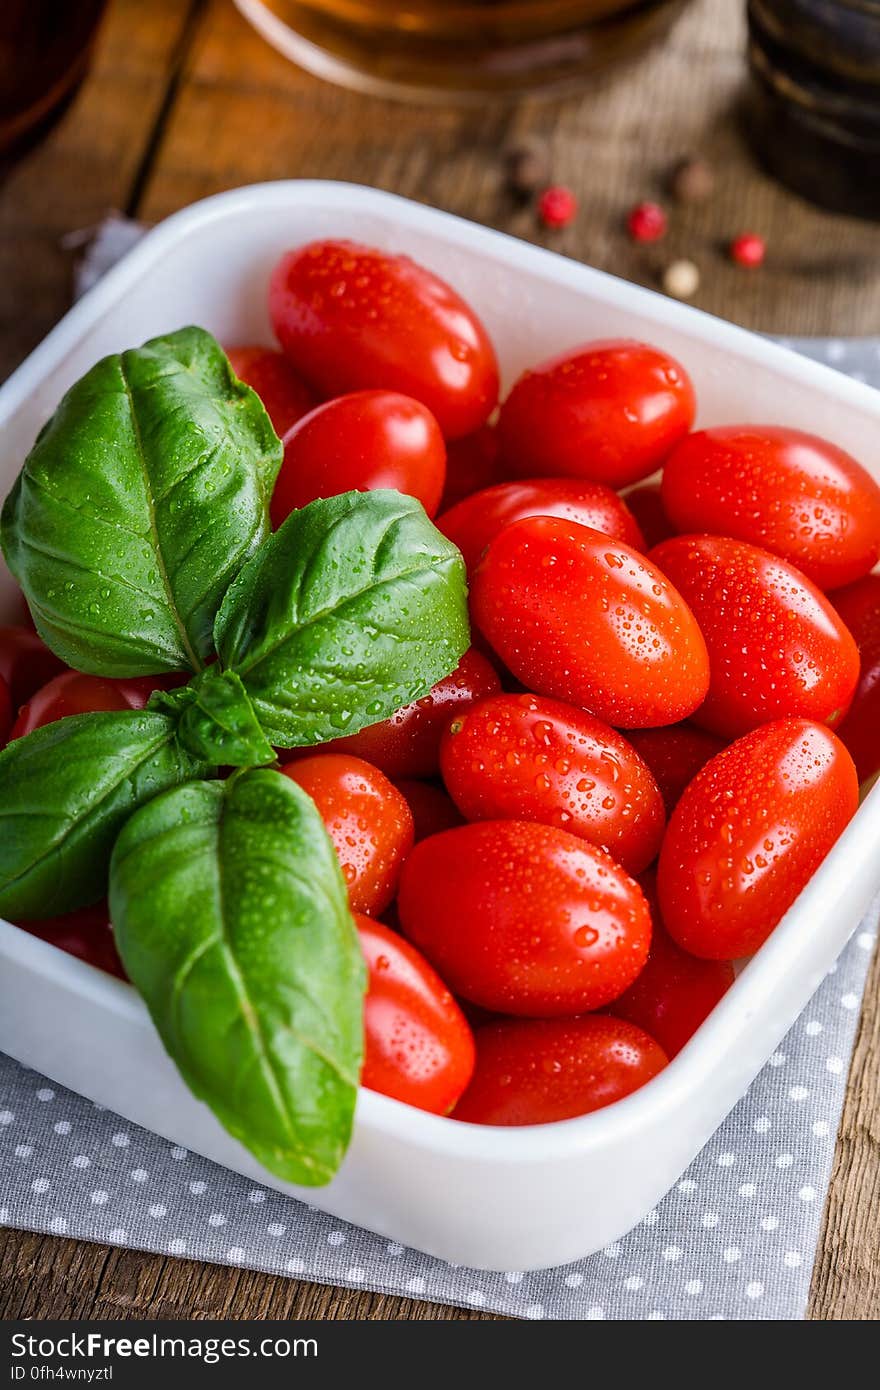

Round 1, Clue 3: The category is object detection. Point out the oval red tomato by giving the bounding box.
[0,626,64,707]
[10,670,182,741]
[626,723,726,815]
[17,902,126,980]
[440,693,665,874]
[453,1016,667,1126]
[612,873,734,1057]
[356,914,474,1115]
[397,820,652,1016]
[833,574,880,783]
[312,647,500,780]
[394,779,463,841]
[269,240,499,439]
[270,390,447,527]
[225,344,314,437]
[471,517,710,727]
[661,426,880,591]
[657,718,859,960]
[497,339,695,488]
[437,477,644,572]
[440,425,506,511]
[280,753,414,915]
[0,673,11,746]
[621,480,675,550]
[649,535,860,740]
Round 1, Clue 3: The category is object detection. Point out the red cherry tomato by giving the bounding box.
[356,915,475,1115]
[280,754,414,915]
[312,648,501,780]
[437,477,644,573]
[612,873,734,1057]
[626,723,726,815]
[661,426,880,592]
[394,779,464,841]
[16,902,127,980]
[269,240,499,439]
[440,425,506,511]
[833,574,880,783]
[440,693,665,874]
[658,719,859,960]
[621,481,675,550]
[471,517,710,728]
[397,820,652,1016]
[225,345,314,438]
[649,535,859,740]
[0,673,11,746]
[10,669,182,741]
[453,1016,667,1126]
[270,390,446,528]
[497,340,695,488]
[0,626,64,707]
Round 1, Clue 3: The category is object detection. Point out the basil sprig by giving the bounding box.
[1,327,281,676]
[0,328,470,1185]
[216,489,470,747]
[110,772,365,1185]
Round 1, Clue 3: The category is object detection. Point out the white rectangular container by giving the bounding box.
[1,182,878,1273]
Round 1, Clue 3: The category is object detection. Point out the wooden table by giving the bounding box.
[1,0,878,1322]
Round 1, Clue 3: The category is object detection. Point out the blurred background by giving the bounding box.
[2,0,879,382]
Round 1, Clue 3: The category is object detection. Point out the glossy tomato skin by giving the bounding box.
[440,425,506,511]
[658,719,859,960]
[453,1016,667,1125]
[270,390,446,527]
[439,693,665,874]
[394,779,464,841]
[437,477,644,573]
[10,670,182,741]
[356,915,475,1115]
[225,345,314,438]
[649,535,860,740]
[397,820,652,1016]
[612,873,734,1056]
[621,481,676,550]
[833,574,880,782]
[497,340,695,488]
[0,626,64,707]
[268,240,499,439]
[281,754,414,915]
[471,517,710,728]
[17,902,127,980]
[661,426,880,591]
[0,674,11,746]
[312,647,501,779]
[626,723,726,815]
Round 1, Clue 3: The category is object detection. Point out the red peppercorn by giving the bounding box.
[627,201,667,243]
[730,232,766,268]
[537,185,578,229]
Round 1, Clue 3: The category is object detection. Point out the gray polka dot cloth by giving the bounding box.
[1,286,879,1318]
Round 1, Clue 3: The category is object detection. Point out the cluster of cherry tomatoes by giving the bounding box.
[3,238,879,1131]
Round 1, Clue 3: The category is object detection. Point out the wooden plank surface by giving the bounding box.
[1,0,878,1322]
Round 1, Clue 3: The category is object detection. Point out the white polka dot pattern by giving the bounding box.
[0,325,877,1321]
[0,916,873,1321]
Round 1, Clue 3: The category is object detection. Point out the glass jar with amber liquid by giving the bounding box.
[235,0,690,100]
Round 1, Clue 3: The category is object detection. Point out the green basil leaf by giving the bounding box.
[149,667,275,768]
[214,490,470,747]
[109,770,365,1186]
[1,327,282,677]
[0,711,209,920]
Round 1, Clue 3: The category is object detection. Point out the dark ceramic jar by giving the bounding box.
[747,0,880,218]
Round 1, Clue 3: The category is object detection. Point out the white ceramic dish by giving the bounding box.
[1,181,879,1273]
